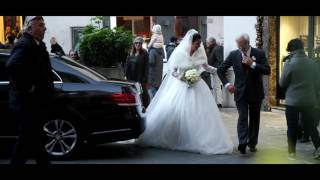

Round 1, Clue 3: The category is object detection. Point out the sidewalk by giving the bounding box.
[220,108,320,164]
[0,108,318,164]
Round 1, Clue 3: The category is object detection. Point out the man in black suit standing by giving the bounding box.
[6,16,54,166]
[217,33,270,154]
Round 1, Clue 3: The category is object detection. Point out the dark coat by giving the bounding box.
[165,42,176,61]
[6,32,55,110]
[125,49,150,107]
[125,49,149,84]
[279,50,320,107]
[207,45,223,68]
[51,43,65,56]
[148,48,164,88]
[217,47,270,102]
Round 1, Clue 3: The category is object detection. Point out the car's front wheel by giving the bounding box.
[43,118,81,159]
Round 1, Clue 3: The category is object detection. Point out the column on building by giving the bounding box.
[0,17,4,43]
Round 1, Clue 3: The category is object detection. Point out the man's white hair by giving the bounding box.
[236,33,250,43]
[23,16,43,32]
[206,37,216,43]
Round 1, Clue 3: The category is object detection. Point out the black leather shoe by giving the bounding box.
[238,144,247,154]
[217,104,222,108]
[249,146,257,152]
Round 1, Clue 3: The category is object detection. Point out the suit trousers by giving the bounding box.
[235,91,262,147]
[10,104,51,166]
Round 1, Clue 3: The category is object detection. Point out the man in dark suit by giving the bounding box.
[6,16,54,166]
[217,33,270,154]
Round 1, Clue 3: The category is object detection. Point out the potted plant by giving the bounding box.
[80,16,133,79]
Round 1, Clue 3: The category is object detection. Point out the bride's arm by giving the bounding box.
[202,64,217,74]
[171,67,184,79]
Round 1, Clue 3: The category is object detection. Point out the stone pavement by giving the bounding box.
[0,108,319,164]
[220,108,320,164]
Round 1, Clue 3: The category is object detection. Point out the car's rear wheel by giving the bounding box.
[43,118,81,159]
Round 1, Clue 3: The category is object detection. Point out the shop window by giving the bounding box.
[279,16,309,105]
[116,16,151,38]
[314,16,320,60]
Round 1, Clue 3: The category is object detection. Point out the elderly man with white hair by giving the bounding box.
[6,16,53,165]
[217,33,271,155]
[202,36,224,108]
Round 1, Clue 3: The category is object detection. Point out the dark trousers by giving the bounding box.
[298,113,310,139]
[10,105,51,166]
[236,95,262,147]
[285,106,320,153]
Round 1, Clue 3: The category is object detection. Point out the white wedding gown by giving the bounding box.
[138,29,234,155]
[138,65,234,155]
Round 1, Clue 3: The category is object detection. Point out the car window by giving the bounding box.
[52,70,62,82]
[0,56,9,81]
[56,56,107,81]
[56,71,86,83]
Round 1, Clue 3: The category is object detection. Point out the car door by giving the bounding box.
[0,56,65,137]
[0,55,14,136]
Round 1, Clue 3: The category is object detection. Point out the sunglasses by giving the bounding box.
[135,42,143,45]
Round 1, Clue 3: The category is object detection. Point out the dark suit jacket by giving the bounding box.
[6,32,55,111]
[207,45,223,68]
[217,47,270,102]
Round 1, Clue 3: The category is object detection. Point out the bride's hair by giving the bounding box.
[167,30,207,71]
[192,33,202,43]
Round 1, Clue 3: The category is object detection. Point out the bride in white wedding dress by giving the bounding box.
[138,29,234,155]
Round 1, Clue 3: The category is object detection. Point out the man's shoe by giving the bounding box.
[313,148,320,160]
[217,104,222,108]
[238,144,247,154]
[288,153,296,161]
[249,146,257,152]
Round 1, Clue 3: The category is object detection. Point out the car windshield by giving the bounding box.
[55,56,107,81]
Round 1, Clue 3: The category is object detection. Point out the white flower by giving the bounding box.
[183,68,200,87]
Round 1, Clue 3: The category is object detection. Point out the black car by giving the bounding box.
[0,49,145,159]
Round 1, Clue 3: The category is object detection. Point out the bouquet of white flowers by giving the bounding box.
[181,68,200,87]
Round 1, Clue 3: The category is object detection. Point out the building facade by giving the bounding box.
[42,16,96,55]
[263,16,320,108]
[36,16,207,56]
[10,16,298,111]
[114,16,207,44]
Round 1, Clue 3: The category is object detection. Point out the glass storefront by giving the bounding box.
[279,16,308,78]
[279,16,309,105]
[116,16,151,37]
[116,16,151,49]
[0,16,23,45]
[314,16,320,60]
[278,16,320,105]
